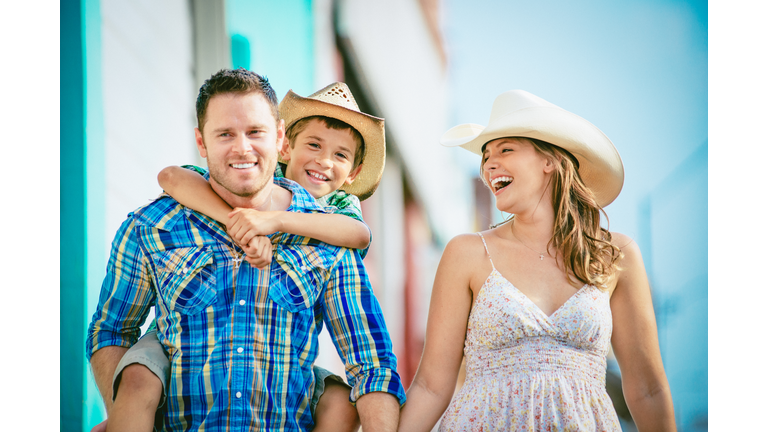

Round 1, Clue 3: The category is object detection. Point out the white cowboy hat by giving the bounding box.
[440,89,624,207]
[279,82,385,201]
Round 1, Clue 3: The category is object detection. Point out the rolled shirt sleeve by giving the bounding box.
[86,216,156,360]
[322,247,406,406]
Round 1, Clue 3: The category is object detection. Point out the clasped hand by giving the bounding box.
[226,208,282,270]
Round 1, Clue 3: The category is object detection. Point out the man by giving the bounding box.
[86,68,404,431]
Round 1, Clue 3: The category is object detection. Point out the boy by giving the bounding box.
[98,82,387,432]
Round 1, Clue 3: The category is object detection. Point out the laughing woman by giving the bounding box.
[398,90,675,431]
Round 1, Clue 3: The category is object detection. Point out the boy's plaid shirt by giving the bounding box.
[86,177,404,431]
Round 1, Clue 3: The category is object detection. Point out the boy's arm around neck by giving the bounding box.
[157,166,232,224]
[228,208,370,250]
[275,211,370,249]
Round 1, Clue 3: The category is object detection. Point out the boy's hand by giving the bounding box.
[227,208,282,248]
[242,235,273,270]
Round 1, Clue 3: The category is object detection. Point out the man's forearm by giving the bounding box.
[90,346,129,413]
[356,391,401,432]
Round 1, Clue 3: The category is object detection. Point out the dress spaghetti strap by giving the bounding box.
[477,232,496,270]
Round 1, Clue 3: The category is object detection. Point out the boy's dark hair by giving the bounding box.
[286,116,365,169]
[195,68,279,131]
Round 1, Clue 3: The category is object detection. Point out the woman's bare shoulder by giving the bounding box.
[439,232,493,292]
[609,231,642,258]
[443,232,487,259]
[609,231,647,280]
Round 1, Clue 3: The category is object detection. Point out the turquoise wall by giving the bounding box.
[61,0,106,430]
[227,0,315,100]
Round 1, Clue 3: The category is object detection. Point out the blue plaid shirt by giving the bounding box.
[87,177,405,431]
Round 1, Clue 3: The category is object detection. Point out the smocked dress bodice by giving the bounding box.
[438,233,621,431]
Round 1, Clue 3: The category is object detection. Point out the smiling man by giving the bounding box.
[86,68,404,431]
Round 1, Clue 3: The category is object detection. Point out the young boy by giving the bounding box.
[97,83,386,432]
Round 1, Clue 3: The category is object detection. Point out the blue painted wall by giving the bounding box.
[640,143,708,430]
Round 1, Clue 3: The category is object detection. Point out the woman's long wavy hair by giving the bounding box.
[484,137,623,289]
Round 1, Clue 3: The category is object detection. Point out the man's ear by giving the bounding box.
[275,119,285,152]
[279,136,292,162]
[195,128,207,159]
[344,163,364,185]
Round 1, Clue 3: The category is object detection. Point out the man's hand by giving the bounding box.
[242,235,272,270]
[227,208,282,248]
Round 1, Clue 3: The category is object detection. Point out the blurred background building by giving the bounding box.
[61,0,707,430]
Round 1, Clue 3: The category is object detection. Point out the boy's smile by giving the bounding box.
[281,118,362,198]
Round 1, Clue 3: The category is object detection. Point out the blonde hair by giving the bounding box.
[485,137,622,288]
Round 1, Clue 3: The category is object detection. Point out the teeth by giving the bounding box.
[231,163,256,169]
[308,171,329,181]
[491,176,512,187]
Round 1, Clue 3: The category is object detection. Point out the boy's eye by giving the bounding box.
[308,142,320,148]
[336,152,348,159]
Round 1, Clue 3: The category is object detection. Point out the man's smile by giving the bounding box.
[230,162,257,169]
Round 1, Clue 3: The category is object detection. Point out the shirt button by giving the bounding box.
[236,392,242,398]
[183,268,189,274]
[237,347,244,353]
[239,300,245,306]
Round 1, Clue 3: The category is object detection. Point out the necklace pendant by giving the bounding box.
[539,254,544,261]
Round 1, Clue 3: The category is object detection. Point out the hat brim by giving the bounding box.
[441,106,624,207]
[279,90,385,201]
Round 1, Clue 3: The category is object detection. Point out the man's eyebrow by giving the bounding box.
[210,124,268,134]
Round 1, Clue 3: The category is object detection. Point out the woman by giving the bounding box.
[398,90,675,431]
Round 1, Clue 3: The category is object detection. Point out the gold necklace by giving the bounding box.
[510,221,548,261]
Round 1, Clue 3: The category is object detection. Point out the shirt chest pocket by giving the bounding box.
[269,245,333,312]
[151,246,217,315]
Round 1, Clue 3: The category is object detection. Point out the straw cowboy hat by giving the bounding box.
[440,90,624,207]
[279,82,385,201]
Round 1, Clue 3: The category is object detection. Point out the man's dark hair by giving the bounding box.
[195,68,279,131]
